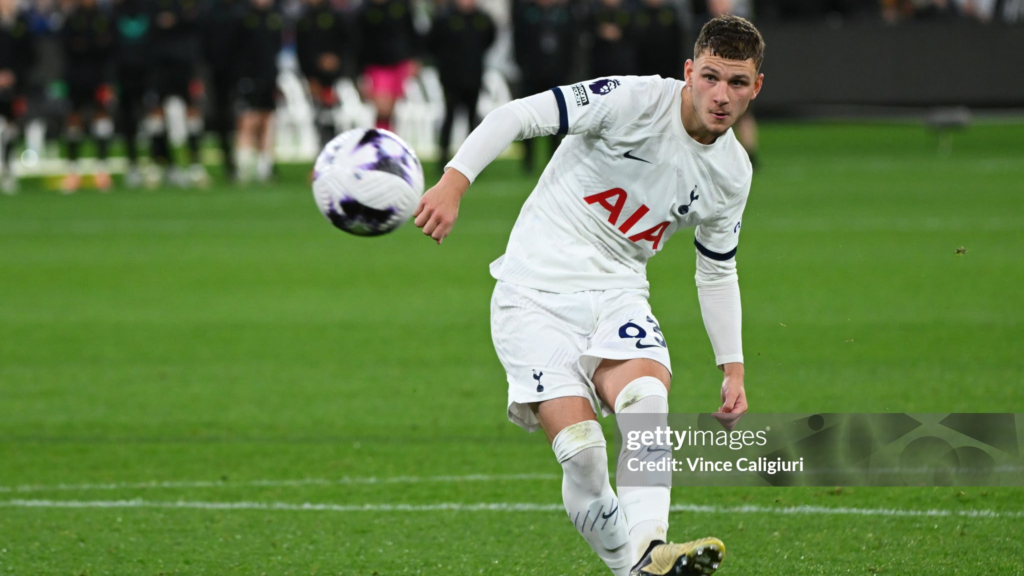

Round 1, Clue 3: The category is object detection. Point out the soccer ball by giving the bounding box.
[312,128,424,236]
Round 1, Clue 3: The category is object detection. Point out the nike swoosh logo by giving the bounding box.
[635,341,664,349]
[624,150,651,164]
[601,505,618,520]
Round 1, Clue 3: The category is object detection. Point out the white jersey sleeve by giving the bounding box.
[694,179,749,366]
[694,192,748,266]
[550,77,654,138]
[445,92,561,183]
[446,76,657,183]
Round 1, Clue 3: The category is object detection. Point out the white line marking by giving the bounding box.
[0,474,561,494]
[2,499,1022,519]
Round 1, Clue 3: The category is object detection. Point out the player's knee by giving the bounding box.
[553,420,607,493]
[614,376,669,415]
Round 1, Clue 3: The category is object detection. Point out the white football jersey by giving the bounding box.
[489,75,752,293]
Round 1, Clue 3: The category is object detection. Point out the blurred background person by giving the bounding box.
[112,0,152,188]
[512,0,575,172]
[633,0,684,78]
[296,0,349,149]
[202,0,245,181]
[586,0,635,78]
[60,0,114,193]
[0,0,34,194]
[428,0,495,168]
[149,0,207,187]
[235,0,283,183]
[356,0,421,132]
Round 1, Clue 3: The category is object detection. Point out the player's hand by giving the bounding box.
[414,168,470,245]
[713,363,747,430]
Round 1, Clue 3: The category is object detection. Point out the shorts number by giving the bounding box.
[618,316,666,349]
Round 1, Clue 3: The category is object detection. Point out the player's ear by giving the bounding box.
[751,73,764,100]
[683,59,694,83]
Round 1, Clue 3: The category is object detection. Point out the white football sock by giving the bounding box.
[553,420,631,576]
[256,152,273,181]
[614,377,671,565]
[236,148,256,181]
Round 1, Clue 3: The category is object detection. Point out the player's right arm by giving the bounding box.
[414,90,561,244]
[414,77,652,244]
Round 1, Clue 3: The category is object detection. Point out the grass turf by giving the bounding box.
[1,122,1023,575]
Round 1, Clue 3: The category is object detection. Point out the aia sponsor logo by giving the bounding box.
[584,188,670,250]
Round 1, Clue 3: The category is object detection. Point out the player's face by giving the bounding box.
[684,54,763,141]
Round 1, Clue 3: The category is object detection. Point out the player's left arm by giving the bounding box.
[694,193,749,417]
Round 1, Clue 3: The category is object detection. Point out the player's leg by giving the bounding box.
[235,109,256,183]
[437,84,457,169]
[61,93,85,193]
[593,358,672,566]
[211,71,237,181]
[534,397,632,576]
[491,281,632,575]
[0,102,19,194]
[91,109,114,191]
[255,109,275,183]
[584,294,725,575]
[185,75,208,187]
[735,110,758,169]
[465,83,482,133]
[147,103,171,184]
[309,78,337,149]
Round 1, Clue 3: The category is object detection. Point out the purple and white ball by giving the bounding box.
[312,128,424,236]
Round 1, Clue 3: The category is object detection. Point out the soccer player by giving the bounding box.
[355,0,420,132]
[0,0,33,194]
[414,15,764,576]
[427,0,495,168]
[296,0,349,149]
[60,0,115,193]
[634,0,685,79]
[511,0,576,172]
[201,0,245,181]
[234,0,282,183]
[149,0,207,187]
[112,0,153,188]
[587,0,637,79]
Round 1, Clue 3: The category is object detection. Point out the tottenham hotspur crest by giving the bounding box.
[678,185,699,215]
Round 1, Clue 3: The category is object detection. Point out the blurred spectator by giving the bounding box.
[0,0,34,194]
[60,0,114,193]
[203,0,245,180]
[112,0,152,188]
[513,0,575,172]
[587,0,636,78]
[954,0,997,20]
[149,0,208,187]
[356,0,421,131]
[235,0,283,183]
[296,0,349,148]
[633,0,684,78]
[428,0,495,167]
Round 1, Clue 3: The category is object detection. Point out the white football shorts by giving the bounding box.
[490,280,672,432]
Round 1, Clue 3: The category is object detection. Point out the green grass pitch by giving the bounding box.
[1,122,1023,575]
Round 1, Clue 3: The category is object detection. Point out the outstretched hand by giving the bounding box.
[414,168,470,245]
